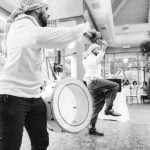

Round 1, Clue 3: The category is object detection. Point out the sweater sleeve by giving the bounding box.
[8,19,91,49]
[95,44,107,64]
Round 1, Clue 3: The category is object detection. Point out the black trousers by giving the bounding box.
[87,79,119,127]
[0,95,49,150]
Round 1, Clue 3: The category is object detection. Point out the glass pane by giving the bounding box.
[104,52,147,86]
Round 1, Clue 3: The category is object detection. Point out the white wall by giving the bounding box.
[48,0,84,19]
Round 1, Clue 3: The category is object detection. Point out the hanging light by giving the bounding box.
[123,58,128,63]
[67,41,76,49]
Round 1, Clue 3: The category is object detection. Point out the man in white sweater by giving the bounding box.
[83,40,121,136]
[0,0,101,150]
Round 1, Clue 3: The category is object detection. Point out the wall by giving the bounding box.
[48,0,84,19]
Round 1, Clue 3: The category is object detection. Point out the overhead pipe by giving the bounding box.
[85,0,150,47]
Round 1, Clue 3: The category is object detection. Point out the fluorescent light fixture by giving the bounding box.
[123,45,130,49]
[123,58,128,63]
[122,24,130,30]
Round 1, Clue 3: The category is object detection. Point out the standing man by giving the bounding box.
[0,0,101,150]
[83,40,121,136]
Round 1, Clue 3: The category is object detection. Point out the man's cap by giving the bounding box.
[20,0,49,12]
[87,43,101,53]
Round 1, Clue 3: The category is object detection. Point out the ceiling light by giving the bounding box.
[67,41,76,49]
[123,58,128,63]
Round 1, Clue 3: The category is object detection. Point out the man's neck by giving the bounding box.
[29,13,41,26]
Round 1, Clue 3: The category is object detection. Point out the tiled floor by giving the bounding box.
[21,104,150,150]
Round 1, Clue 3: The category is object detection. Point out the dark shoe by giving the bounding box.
[89,128,104,136]
[105,109,121,116]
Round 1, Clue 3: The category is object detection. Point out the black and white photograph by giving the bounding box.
[0,0,150,150]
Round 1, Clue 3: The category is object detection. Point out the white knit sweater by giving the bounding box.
[0,14,90,98]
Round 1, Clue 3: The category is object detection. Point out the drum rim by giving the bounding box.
[52,78,93,133]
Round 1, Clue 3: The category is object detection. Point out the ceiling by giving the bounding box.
[0,0,150,43]
[112,0,150,25]
[0,0,18,17]
[0,0,149,24]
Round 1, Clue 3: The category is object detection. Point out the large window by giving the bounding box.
[104,52,148,85]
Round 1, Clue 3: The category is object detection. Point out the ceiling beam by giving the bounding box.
[113,0,128,19]
[0,7,10,33]
[83,1,99,31]
[148,0,150,22]
[0,7,10,16]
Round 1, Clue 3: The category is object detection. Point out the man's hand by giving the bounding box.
[99,39,108,46]
[83,29,101,43]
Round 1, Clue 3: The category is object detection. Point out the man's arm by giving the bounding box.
[96,40,108,64]
[8,19,100,49]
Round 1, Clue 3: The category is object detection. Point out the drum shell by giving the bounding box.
[41,78,93,133]
[41,85,64,132]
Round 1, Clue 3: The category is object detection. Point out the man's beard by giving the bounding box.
[39,12,48,27]
[93,52,98,56]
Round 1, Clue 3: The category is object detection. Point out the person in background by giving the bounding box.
[130,80,138,92]
[83,40,121,136]
[132,80,138,86]
[0,0,102,150]
[129,80,139,103]
[141,81,148,93]
[122,79,130,87]
[140,81,148,103]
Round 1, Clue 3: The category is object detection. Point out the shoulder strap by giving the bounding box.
[46,57,57,81]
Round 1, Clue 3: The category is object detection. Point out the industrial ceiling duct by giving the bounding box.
[85,0,150,47]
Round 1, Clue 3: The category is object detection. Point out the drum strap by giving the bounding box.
[46,57,57,81]
[45,20,59,81]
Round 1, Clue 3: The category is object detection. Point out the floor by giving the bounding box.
[20,104,150,150]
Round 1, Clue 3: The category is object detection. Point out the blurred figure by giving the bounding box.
[140,81,148,103]
[132,80,138,86]
[129,80,139,104]
[131,80,138,91]
[0,0,102,150]
[122,79,130,87]
[140,81,148,92]
[83,40,121,136]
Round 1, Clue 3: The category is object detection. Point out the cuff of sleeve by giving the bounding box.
[72,22,91,41]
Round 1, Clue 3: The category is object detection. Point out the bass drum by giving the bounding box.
[41,78,93,133]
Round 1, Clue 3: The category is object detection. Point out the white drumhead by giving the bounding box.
[52,78,93,133]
